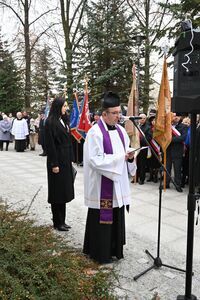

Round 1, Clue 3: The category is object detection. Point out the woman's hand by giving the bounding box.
[52,166,59,173]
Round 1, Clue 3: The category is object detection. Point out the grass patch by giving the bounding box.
[0,200,116,300]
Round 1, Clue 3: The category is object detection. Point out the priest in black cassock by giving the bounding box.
[83,91,137,264]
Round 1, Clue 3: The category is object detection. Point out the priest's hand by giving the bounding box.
[52,166,59,173]
[125,151,135,161]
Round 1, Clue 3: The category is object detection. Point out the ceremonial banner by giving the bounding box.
[153,55,172,188]
[125,64,140,149]
[70,93,82,142]
[153,56,172,151]
[78,98,86,139]
[78,83,92,133]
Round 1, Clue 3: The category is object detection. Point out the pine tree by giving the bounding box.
[176,0,200,27]
[126,0,177,113]
[162,0,200,40]
[77,0,135,110]
[31,45,57,109]
[0,35,23,113]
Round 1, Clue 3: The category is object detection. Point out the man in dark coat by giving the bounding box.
[38,113,47,156]
[137,113,152,184]
[166,114,188,192]
[23,111,31,149]
[45,97,74,231]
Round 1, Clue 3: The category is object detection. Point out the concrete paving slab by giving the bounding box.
[0,143,200,299]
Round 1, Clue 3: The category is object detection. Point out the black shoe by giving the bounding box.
[99,258,113,265]
[176,186,183,193]
[39,152,46,156]
[63,224,71,229]
[147,177,153,182]
[153,176,158,183]
[139,180,144,185]
[54,225,69,231]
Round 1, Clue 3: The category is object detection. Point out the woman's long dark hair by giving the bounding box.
[48,97,66,121]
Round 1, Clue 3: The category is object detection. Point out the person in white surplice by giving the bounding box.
[11,112,29,152]
[83,91,137,264]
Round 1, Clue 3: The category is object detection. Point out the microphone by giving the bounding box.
[120,115,142,122]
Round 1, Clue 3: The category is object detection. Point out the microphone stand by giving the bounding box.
[177,113,198,300]
[128,118,186,281]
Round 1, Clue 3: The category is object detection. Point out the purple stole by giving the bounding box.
[98,119,125,224]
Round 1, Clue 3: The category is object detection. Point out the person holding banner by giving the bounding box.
[83,91,137,264]
[166,113,187,192]
[45,97,74,231]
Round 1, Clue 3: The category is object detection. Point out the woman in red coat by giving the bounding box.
[45,97,74,231]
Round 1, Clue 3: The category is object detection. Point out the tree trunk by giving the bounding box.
[65,43,73,103]
[60,0,73,103]
[143,0,150,114]
[24,0,31,109]
[143,49,150,114]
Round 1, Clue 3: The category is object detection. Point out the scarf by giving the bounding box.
[98,119,125,224]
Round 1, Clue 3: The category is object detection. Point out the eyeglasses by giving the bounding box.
[106,111,121,116]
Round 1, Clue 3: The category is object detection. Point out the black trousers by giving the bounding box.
[0,141,9,150]
[137,148,148,182]
[182,149,189,185]
[51,203,66,227]
[166,156,182,187]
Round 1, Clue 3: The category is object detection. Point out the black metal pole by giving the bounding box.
[177,113,197,300]
[157,168,163,258]
[132,119,186,281]
[185,113,197,298]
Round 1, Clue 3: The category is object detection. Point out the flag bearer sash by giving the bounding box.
[171,125,181,137]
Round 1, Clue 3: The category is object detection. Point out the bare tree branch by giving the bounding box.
[69,0,85,32]
[19,0,25,8]
[30,22,60,51]
[0,1,24,25]
[30,8,58,26]
[126,0,145,28]
[28,0,32,9]
[72,31,86,52]
[71,0,87,46]
[150,0,169,45]
[46,26,66,67]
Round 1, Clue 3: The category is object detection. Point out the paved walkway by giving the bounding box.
[0,143,200,299]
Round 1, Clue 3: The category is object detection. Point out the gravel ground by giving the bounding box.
[0,143,200,299]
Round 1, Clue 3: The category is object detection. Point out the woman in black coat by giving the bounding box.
[45,97,74,231]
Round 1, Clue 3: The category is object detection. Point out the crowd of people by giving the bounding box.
[135,111,191,193]
[0,110,46,155]
[1,94,199,266]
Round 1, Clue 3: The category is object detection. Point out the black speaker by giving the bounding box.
[172,30,200,113]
